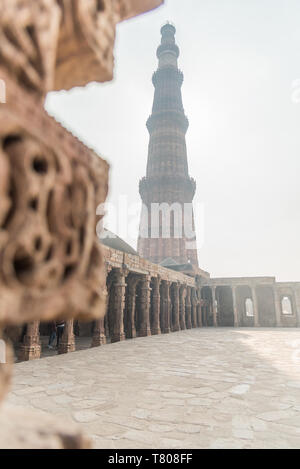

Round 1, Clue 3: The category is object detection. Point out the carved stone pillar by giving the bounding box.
[58,320,75,354]
[197,300,203,328]
[151,277,161,335]
[191,289,197,328]
[125,277,138,339]
[185,287,192,329]
[19,321,41,361]
[92,281,109,347]
[171,283,180,332]
[211,286,218,327]
[105,270,113,341]
[161,281,171,334]
[179,286,187,330]
[138,276,151,337]
[110,270,126,343]
[232,286,239,327]
[273,286,282,327]
[91,318,106,347]
[251,286,260,327]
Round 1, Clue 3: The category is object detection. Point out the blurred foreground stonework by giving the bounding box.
[0,0,163,449]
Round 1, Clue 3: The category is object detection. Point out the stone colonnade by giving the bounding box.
[16,251,300,361]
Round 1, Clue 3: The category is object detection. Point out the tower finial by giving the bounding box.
[161,22,176,36]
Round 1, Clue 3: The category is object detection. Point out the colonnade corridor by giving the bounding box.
[6,268,299,362]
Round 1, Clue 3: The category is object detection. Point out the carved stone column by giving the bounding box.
[161,280,171,334]
[185,287,192,329]
[211,286,218,327]
[58,320,75,354]
[232,286,239,327]
[179,286,187,330]
[251,286,260,327]
[19,321,41,361]
[138,276,151,337]
[91,318,106,347]
[105,270,113,341]
[151,277,161,335]
[197,300,203,328]
[171,283,180,332]
[125,277,138,339]
[273,286,282,327]
[92,280,109,347]
[110,269,126,343]
[191,289,197,328]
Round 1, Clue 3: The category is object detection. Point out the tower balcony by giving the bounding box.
[139,175,196,202]
[156,43,180,60]
[146,110,189,134]
[152,67,183,87]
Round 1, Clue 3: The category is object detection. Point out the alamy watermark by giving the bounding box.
[0,79,6,104]
[0,340,6,364]
[96,197,205,250]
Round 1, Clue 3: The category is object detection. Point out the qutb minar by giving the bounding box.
[138,23,199,268]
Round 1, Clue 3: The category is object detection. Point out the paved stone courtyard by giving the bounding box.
[7,328,300,449]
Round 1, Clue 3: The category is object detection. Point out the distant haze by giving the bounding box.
[46,0,300,282]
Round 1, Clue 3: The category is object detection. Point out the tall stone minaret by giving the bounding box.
[138,23,199,267]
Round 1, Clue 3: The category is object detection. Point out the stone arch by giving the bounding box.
[245,298,254,317]
[235,285,254,327]
[281,296,293,316]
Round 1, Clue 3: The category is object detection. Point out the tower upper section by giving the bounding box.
[157,23,180,69]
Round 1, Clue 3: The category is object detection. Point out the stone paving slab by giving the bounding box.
[7,328,300,449]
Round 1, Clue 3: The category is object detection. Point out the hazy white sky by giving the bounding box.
[46,0,300,282]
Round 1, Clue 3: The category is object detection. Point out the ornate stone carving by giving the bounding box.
[0,0,164,449]
[0,0,163,95]
[0,76,109,326]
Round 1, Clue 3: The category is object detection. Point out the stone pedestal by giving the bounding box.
[151,277,161,335]
[58,320,75,354]
[19,322,41,361]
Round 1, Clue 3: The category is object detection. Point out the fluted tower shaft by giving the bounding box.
[138,24,198,267]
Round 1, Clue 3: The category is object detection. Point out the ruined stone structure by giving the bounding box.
[0,0,163,449]
[138,24,199,267]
